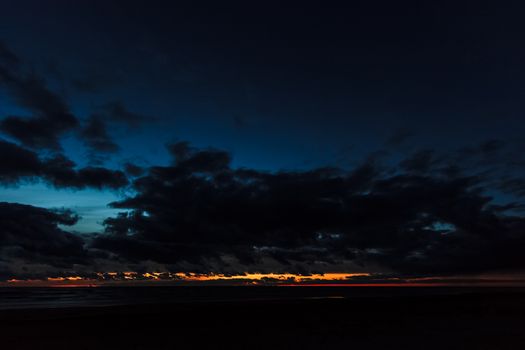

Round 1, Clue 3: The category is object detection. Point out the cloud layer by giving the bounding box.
[1,41,525,281]
[1,137,525,280]
[0,139,128,189]
[90,142,525,277]
[0,202,88,280]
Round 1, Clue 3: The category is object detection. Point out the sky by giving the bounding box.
[1,1,525,284]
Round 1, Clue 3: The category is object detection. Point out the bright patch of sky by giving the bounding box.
[0,183,122,233]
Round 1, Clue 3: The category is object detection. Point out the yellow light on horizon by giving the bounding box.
[1,272,371,286]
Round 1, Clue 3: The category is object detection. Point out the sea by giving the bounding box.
[0,286,520,310]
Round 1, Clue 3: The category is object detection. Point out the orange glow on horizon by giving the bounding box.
[3,272,525,287]
[170,272,370,282]
[1,272,370,286]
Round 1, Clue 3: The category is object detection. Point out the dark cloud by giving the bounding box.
[0,139,128,189]
[76,101,153,160]
[0,202,88,280]
[499,178,525,198]
[79,115,120,157]
[478,139,506,154]
[385,129,413,148]
[0,41,19,66]
[71,78,102,93]
[400,150,437,174]
[0,44,127,190]
[0,139,41,184]
[0,43,128,157]
[0,45,149,156]
[2,139,525,278]
[43,154,128,190]
[71,71,123,94]
[0,45,78,150]
[123,162,145,177]
[461,139,507,157]
[447,139,525,199]
[167,141,231,172]
[101,101,150,127]
[91,143,525,276]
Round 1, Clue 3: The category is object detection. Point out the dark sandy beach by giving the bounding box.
[1,287,525,349]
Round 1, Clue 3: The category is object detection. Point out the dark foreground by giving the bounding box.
[1,287,525,349]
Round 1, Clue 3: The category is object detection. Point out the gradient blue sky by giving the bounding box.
[1,1,525,232]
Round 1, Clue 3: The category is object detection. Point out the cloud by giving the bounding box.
[2,39,525,281]
[0,41,20,66]
[460,139,507,157]
[90,143,525,276]
[76,101,154,161]
[400,150,437,173]
[499,178,525,198]
[0,67,78,150]
[385,129,413,147]
[0,139,128,189]
[71,72,123,94]
[0,202,89,280]
[0,43,149,157]
[167,141,231,172]
[79,115,120,164]
[0,42,129,157]
[123,162,145,177]
[1,139,525,279]
[0,139,41,184]
[0,43,133,190]
[100,101,150,128]
[43,154,129,189]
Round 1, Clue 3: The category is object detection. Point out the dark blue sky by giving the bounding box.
[2,2,523,164]
[1,1,525,279]
[3,1,525,232]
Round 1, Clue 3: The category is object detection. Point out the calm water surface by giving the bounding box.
[0,286,521,310]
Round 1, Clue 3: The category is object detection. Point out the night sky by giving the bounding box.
[1,1,525,284]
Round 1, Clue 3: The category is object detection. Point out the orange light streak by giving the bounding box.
[4,272,523,287]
